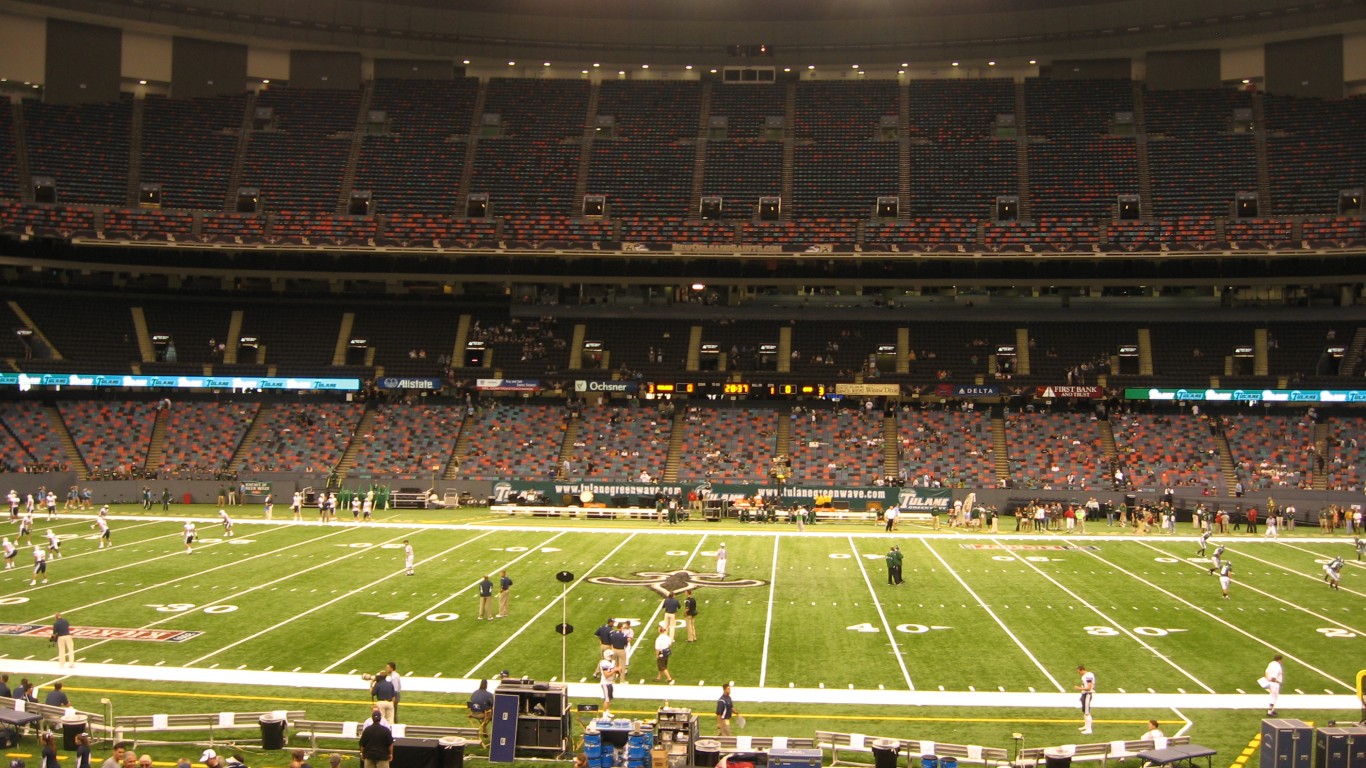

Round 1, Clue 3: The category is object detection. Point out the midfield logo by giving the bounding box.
[589,570,768,597]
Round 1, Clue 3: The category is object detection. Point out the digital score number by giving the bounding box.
[646,382,695,395]
[767,384,827,397]
[722,383,751,395]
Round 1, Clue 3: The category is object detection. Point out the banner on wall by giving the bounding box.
[493,480,953,510]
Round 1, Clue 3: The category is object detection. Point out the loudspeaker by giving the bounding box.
[466,194,488,218]
[583,194,605,217]
[758,196,780,221]
[392,738,442,768]
[32,176,56,204]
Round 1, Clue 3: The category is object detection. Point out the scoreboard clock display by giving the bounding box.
[722,383,751,395]
[767,383,827,397]
[645,382,696,395]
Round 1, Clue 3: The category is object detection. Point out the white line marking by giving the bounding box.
[850,537,914,691]
[919,539,1063,692]
[759,536,780,687]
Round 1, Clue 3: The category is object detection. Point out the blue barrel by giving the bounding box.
[584,733,602,749]
[942,758,957,768]
[922,755,939,768]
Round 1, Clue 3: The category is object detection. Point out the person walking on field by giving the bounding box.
[1075,664,1095,735]
[684,590,698,642]
[1263,654,1283,716]
[497,570,512,617]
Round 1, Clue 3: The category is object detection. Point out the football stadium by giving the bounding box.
[0,1,1364,768]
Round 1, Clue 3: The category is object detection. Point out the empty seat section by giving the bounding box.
[793,141,898,218]
[739,219,856,247]
[348,304,459,376]
[59,400,155,475]
[238,401,365,472]
[381,213,497,245]
[140,300,235,366]
[348,403,464,476]
[104,209,195,239]
[1263,93,1366,216]
[1145,88,1257,219]
[159,401,260,478]
[864,217,976,251]
[23,99,132,205]
[17,295,138,372]
[237,302,342,371]
[141,94,247,210]
[707,83,787,139]
[241,88,360,211]
[273,210,378,240]
[596,81,701,142]
[201,212,266,239]
[0,401,68,471]
[355,78,479,214]
[456,402,564,480]
[502,215,616,248]
[472,138,580,216]
[619,216,735,246]
[588,142,694,217]
[0,106,19,199]
[702,142,783,220]
[909,139,1016,218]
[1302,216,1366,245]
[0,202,97,237]
[580,319,695,375]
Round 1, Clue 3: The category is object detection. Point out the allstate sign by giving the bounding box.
[377,377,443,390]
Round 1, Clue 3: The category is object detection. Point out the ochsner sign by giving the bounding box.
[575,380,638,393]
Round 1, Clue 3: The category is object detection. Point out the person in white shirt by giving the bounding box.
[183,521,197,554]
[716,543,728,576]
[219,509,233,537]
[598,650,619,711]
[653,625,674,683]
[403,540,414,576]
[93,515,111,548]
[31,545,48,585]
[291,491,303,522]
[45,529,61,558]
[2,536,17,568]
[385,661,402,720]
[1075,664,1096,734]
[1264,655,1284,716]
[1142,719,1164,740]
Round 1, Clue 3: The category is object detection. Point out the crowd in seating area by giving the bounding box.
[348,403,465,477]
[1005,411,1109,491]
[788,405,886,486]
[158,402,260,480]
[456,402,564,480]
[897,406,996,488]
[565,402,673,481]
[236,402,366,473]
[1221,412,1317,490]
[677,406,777,482]
[1110,412,1221,492]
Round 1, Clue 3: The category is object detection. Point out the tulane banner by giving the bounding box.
[492,480,953,510]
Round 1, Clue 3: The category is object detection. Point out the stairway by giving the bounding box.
[7,300,61,359]
[333,403,378,481]
[1340,327,1366,377]
[661,409,686,484]
[1211,418,1239,496]
[1015,328,1031,376]
[130,306,155,363]
[1251,91,1273,214]
[777,326,792,373]
[688,82,712,219]
[223,310,244,364]
[556,416,583,479]
[572,83,601,215]
[126,97,146,206]
[780,82,796,220]
[44,404,89,480]
[222,91,258,211]
[991,412,1010,487]
[227,402,273,474]
[1253,328,1269,377]
[686,325,703,371]
[774,407,791,464]
[10,102,32,202]
[142,407,170,475]
[898,82,911,221]
[1137,328,1154,376]
[443,413,475,481]
[882,414,900,479]
[568,323,587,370]
[1312,421,1330,491]
[1013,82,1032,221]
[1132,82,1153,220]
[335,79,374,214]
[332,312,356,366]
[455,81,489,206]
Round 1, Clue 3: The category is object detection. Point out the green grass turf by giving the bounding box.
[2,504,1362,768]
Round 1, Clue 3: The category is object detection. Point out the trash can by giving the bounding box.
[694,740,722,768]
[871,739,900,768]
[60,715,87,751]
[259,715,287,750]
[439,735,467,768]
[921,755,939,768]
[941,757,957,768]
[1044,747,1074,768]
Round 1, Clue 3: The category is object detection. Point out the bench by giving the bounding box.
[293,719,480,751]
[111,710,306,744]
[710,736,817,753]
[0,698,108,741]
[1017,736,1191,768]
[816,732,1007,767]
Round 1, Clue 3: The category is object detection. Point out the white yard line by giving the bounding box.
[83,527,423,657]
[1085,542,1354,692]
[322,531,567,673]
[993,536,1218,694]
[850,537,915,691]
[199,529,503,668]
[758,535,780,687]
[465,532,640,679]
[919,538,1065,692]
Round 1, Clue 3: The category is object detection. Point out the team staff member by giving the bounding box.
[684,590,698,642]
[52,611,75,667]
[662,592,680,638]
[715,684,739,737]
[1075,664,1095,735]
[385,662,402,720]
[497,570,512,617]
[477,576,495,620]
[1264,654,1283,716]
[358,710,394,768]
[370,671,397,723]
[653,625,674,683]
[468,680,494,742]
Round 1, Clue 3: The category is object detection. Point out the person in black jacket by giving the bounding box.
[359,711,394,768]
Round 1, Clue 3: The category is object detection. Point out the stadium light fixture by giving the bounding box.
[543,62,551,67]
[462,59,470,64]
[1029,59,1037,64]
[951,61,959,67]
[988,60,997,66]
[507,61,516,66]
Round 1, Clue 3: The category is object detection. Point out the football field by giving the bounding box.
[2,506,1363,765]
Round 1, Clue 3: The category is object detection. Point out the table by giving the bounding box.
[1136,743,1217,768]
[0,708,44,747]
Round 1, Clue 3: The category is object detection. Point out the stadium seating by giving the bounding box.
[237,401,366,473]
[597,81,701,141]
[354,78,479,215]
[241,88,360,211]
[795,81,898,141]
[677,406,778,482]
[789,407,886,485]
[587,142,695,218]
[708,83,787,139]
[22,99,132,205]
[159,401,261,479]
[702,142,783,220]
[456,402,565,480]
[58,400,156,475]
[1109,412,1220,491]
[908,79,1014,141]
[347,403,464,477]
[1220,413,1313,490]
[898,409,995,488]
[793,141,899,218]
[1263,93,1366,216]
[235,302,343,371]
[0,106,19,200]
[1005,411,1107,490]
[0,401,68,471]
[571,404,672,480]
[141,94,247,210]
[104,209,195,240]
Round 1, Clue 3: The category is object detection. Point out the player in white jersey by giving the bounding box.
[1074,665,1095,734]
[291,491,303,522]
[351,496,361,521]
[45,529,61,558]
[2,537,16,568]
[7,490,18,521]
[31,545,47,585]
[25,493,35,516]
[93,515,111,548]
[1215,560,1234,599]
[1208,544,1226,573]
[18,512,33,545]
[183,521,197,553]
[219,509,234,536]
[403,540,415,576]
[361,496,373,521]
[44,491,56,520]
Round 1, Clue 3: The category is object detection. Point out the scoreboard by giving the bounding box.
[644,381,827,398]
